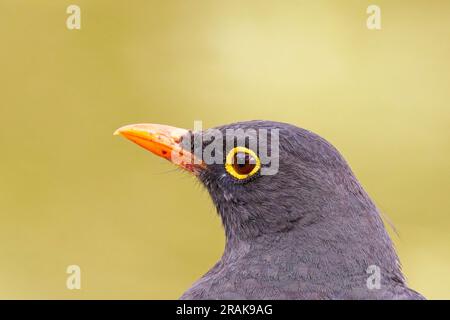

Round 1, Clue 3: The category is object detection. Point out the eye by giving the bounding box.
[225,147,261,180]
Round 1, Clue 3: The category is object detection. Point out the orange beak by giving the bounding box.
[114,123,205,174]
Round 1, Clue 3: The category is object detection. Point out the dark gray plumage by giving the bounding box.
[179,120,424,300]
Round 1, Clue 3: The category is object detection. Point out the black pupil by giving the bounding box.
[232,152,256,175]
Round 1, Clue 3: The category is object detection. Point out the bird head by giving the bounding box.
[114,120,377,242]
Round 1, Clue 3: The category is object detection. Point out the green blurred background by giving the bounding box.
[0,0,449,299]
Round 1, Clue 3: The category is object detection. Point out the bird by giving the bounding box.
[114,120,424,300]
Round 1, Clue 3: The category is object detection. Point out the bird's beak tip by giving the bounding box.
[114,124,136,137]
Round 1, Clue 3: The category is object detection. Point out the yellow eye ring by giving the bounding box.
[225,147,261,180]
